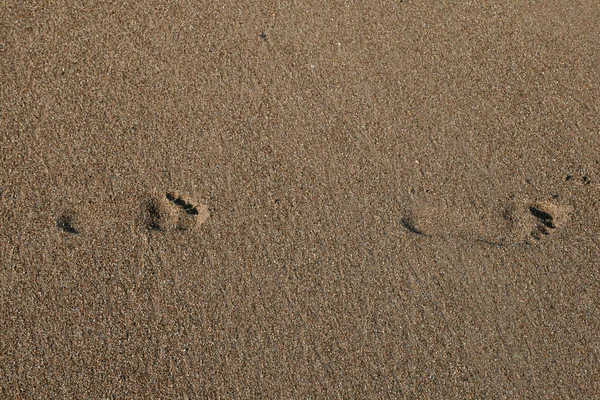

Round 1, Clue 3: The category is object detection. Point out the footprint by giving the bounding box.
[401,197,572,246]
[400,204,507,243]
[526,200,572,242]
[143,191,209,232]
[56,210,79,234]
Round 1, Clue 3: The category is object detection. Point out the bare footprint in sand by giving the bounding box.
[525,200,572,242]
[143,191,209,232]
[401,197,572,246]
[56,209,80,234]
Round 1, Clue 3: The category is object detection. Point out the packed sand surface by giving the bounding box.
[1,1,599,398]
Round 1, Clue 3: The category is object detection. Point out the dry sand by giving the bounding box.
[1,1,599,398]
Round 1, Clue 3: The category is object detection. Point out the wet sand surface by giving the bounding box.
[1,1,599,398]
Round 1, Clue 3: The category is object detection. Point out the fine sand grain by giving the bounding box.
[1,1,599,398]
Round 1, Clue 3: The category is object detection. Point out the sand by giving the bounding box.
[1,1,599,398]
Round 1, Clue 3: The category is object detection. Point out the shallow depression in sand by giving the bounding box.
[143,191,209,232]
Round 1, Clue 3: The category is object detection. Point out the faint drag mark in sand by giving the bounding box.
[142,191,209,232]
[401,197,572,247]
[56,210,79,234]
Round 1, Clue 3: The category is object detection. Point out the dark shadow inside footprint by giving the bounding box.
[145,200,164,231]
[166,193,199,215]
[527,201,570,241]
[57,212,78,234]
[186,206,199,215]
[529,206,555,229]
[400,217,427,236]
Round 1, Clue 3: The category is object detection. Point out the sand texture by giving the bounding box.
[1,1,599,398]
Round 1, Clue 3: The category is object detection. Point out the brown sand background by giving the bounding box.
[1,1,599,398]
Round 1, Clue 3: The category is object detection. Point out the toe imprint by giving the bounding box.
[143,191,209,232]
[526,200,571,242]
